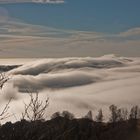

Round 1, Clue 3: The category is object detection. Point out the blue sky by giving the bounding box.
[0,0,140,58]
[1,0,140,33]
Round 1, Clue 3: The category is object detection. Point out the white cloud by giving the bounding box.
[8,56,125,91]
[10,56,124,76]
[0,0,64,4]
[0,56,140,122]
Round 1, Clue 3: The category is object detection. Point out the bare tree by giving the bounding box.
[0,73,12,122]
[22,91,49,121]
[0,73,9,89]
[0,99,12,121]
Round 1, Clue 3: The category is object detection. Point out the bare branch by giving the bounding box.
[0,73,9,89]
[22,91,49,121]
[0,98,12,121]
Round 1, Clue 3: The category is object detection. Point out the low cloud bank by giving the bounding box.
[0,55,140,122]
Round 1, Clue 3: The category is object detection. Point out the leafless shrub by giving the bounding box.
[22,91,49,121]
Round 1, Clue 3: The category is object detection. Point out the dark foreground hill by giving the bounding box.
[0,117,140,140]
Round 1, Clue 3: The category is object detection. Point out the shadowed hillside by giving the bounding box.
[0,116,140,140]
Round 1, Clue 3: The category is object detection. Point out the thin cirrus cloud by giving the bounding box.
[118,28,140,37]
[0,19,140,57]
[0,0,65,4]
[0,11,140,57]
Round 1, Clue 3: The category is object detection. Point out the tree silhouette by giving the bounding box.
[96,109,103,122]
[109,105,118,123]
[84,110,93,120]
[129,106,140,120]
[51,111,61,119]
[61,111,75,120]
[117,108,128,121]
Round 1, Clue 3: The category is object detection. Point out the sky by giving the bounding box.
[1,0,140,33]
[0,0,140,58]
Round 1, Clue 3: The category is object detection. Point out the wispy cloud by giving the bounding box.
[0,7,9,22]
[0,0,65,4]
[119,28,140,37]
[0,14,140,57]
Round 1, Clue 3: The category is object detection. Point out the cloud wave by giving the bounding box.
[10,56,125,76]
[0,55,140,122]
[7,56,124,91]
